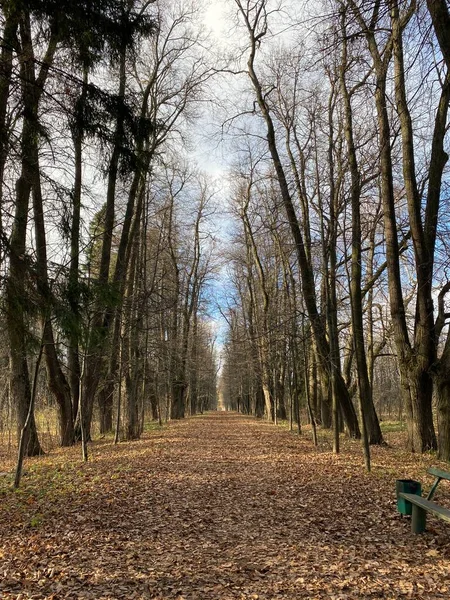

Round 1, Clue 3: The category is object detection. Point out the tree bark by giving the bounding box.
[427,0,450,72]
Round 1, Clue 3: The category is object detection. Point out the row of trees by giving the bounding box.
[0,0,218,458]
[220,0,450,465]
[3,0,450,469]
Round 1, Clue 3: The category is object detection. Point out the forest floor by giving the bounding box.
[1,412,450,599]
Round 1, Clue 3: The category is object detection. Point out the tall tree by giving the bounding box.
[346,0,449,453]
[234,0,360,440]
[339,5,383,457]
[6,9,59,455]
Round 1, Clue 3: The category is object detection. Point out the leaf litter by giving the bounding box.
[1,413,450,599]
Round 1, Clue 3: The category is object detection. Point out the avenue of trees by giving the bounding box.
[2,0,450,472]
[220,0,450,466]
[0,0,218,461]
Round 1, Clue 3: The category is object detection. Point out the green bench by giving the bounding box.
[398,468,450,534]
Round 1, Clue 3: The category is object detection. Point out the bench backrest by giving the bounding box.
[428,467,450,482]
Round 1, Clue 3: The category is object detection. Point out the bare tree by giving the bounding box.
[233,0,360,442]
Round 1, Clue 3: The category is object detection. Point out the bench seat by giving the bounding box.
[399,492,450,533]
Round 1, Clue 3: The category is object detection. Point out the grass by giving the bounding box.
[143,421,165,432]
[380,420,407,433]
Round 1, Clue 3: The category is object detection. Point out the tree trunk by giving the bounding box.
[348,0,439,453]
[392,2,437,451]
[81,40,127,435]
[238,5,360,438]
[435,336,450,461]
[148,367,159,421]
[67,65,88,423]
[6,12,57,457]
[340,13,382,450]
[31,122,74,446]
[123,200,144,440]
[171,381,186,420]
[0,6,18,266]
[427,0,450,72]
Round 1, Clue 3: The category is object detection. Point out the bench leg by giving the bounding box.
[411,504,427,534]
[427,477,442,501]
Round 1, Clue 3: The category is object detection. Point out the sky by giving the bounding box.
[204,2,228,38]
[191,1,240,359]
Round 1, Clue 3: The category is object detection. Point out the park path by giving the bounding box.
[2,412,450,599]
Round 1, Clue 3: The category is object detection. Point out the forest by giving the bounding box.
[2,1,450,598]
[0,0,449,471]
[219,0,450,468]
[0,0,220,468]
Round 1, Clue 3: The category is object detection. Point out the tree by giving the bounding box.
[6,8,58,456]
[427,0,450,71]
[233,0,360,442]
[346,0,449,454]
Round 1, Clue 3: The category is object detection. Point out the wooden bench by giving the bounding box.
[426,467,450,500]
[398,493,450,533]
[398,468,450,534]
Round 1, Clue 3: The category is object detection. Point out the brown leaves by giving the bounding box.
[1,414,450,599]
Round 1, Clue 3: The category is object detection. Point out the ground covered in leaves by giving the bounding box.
[1,413,450,599]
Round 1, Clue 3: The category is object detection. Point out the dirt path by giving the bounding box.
[1,413,450,599]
